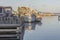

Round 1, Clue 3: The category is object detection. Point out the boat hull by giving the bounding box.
[23,14,36,23]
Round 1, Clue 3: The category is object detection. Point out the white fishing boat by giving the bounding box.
[23,14,36,22]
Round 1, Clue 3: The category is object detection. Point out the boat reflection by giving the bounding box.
[36,21,42,26]
[24,21,42,30]
[0,21,42,40]
[58,16,60,21]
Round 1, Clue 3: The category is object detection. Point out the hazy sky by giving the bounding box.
[0,0,60,13]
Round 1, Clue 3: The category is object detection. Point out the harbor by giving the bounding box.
[1,0,60,40]
[0,6,60,40]
[0,6,43,40]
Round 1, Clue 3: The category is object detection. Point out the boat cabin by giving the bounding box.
[0,6,12,16]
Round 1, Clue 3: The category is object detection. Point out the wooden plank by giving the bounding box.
[0,24,20,27]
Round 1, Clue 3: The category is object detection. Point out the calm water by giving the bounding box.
[23,16,60,40]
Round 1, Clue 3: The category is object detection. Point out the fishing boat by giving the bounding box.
[23,14,36,22]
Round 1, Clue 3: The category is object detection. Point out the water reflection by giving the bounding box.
[24,21,42,30]
[36,21,42,26]
[58,16,60,21]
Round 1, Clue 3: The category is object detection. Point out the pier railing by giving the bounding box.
[0,16,20,24]
[0,16,21,27]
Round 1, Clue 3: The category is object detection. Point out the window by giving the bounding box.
[5,8,11,12]
[0,8,2,13]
